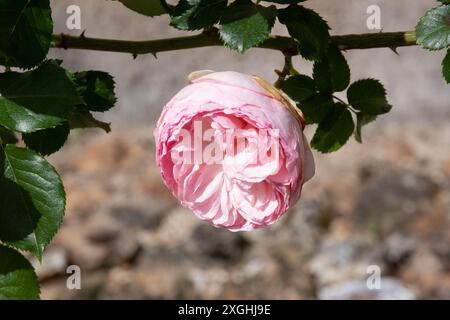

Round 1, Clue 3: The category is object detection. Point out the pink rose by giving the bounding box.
[154,71,315,231]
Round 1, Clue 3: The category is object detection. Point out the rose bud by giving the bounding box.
[154,71,315,231]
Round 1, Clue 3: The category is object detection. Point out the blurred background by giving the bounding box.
[35,0,450,299]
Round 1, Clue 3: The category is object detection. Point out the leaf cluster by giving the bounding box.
[0,0,117,299]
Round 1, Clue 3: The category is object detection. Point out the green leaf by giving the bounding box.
[313,44,350,93]
[171,0,227,31]
[69,109,111,133]
[219,0,277,53]
[278,5,330,61]
[170,0,192,30]
[311,103,354,153]
[0,126,17,145]
[0,145,66,260]
[0,245,40,300]
[347,79,392,115]
[299,93,334,124]
[73,71,117,112]
[0,60,82,133]
[117,0,166,17]
[0,0,53,68]
[442,49,450,83]
[415,5,450,50]
[281,75,334,124]
[23,122,70,156]
[282,75,316,103]
[282,75,334,124]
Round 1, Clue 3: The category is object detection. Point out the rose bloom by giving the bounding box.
[154,71,315,231]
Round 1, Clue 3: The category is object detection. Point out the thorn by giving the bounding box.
[132,53,138,60]
[80,29,87,38]
[274,69,283,77]
[389,47,399,55]
[151,52,158,59]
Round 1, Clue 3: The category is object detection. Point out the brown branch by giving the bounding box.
[51,29,417,56]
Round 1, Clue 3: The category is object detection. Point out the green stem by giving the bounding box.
[333,94,358,113]
[274,54,298,88]
[285,55,299,76]
[51,30,417,56]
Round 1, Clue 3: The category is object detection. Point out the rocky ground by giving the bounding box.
[33,120,450,300]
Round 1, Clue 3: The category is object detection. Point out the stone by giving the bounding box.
[309,234,382,288]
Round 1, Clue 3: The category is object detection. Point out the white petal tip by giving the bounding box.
[188,70,215,83]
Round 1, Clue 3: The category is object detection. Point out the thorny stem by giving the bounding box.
[274,54,298,88]
[51,30,417,57]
